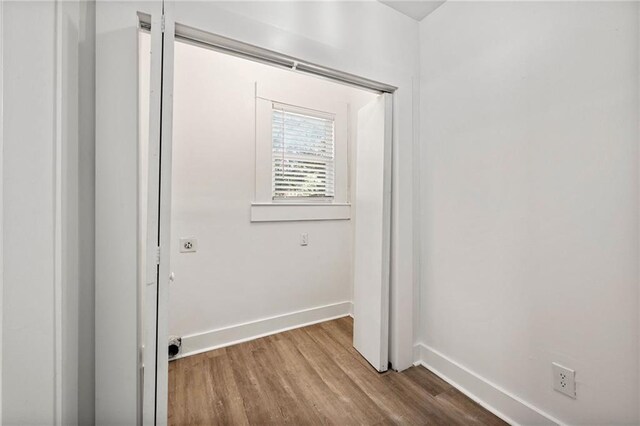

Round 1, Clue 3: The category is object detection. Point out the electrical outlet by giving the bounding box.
[552,362,576,399]
[300,233,308,246]
[179,238,197,253]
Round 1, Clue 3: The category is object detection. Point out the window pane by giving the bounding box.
[272,108,335,199]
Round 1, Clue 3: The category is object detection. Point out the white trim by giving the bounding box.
[142,5,177,425]
[637,4,640,421]
[155,5,175,422]
[168,22,396,94]
[53,0,63,423]
[142,10,164,426]
[175,301,353,359]
[0,0,4,419]
[250,203,351,222]
[413,343,562,426]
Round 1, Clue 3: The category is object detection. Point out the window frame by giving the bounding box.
[252,82,350,221]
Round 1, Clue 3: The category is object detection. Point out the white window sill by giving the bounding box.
[250,203,351,222]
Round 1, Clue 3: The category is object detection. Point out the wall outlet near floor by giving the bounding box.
[552,362,576,398]
[300,233,308,246]
[179,237,197,253]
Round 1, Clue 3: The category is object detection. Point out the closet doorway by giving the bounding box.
[139,14,394,424]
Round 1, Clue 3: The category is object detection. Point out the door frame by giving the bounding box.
[142,4,174,425]
[96,2,416,422]
[0,0,4,419]
[141,11,398,423]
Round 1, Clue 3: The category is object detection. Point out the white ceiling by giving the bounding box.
[378,0,446,21]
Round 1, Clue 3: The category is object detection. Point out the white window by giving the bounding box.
[252,83,350,222]
[271,105,335,200]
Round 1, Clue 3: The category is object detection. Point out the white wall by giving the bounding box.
[167,40,375,345]
[418,2,639,424]
[2,2,56,422]
[1,0,95,424]
[97,2,418,421]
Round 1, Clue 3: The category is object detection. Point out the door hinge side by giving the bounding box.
[161,14,166,33]
[156,246,161,265]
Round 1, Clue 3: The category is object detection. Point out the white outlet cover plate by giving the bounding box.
[179,237,197,253]
[552,362,576,399]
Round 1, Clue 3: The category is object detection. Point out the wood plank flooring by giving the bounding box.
[168,317,507,425]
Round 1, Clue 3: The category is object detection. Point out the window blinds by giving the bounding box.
[272,104,335,199]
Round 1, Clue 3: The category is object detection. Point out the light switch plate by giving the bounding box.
[179,238,197,253]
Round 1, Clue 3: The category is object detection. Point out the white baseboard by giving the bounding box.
[176,301,353,359]
[413,343,563,426]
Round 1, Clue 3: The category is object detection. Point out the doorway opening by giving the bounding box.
[139,19,394,424]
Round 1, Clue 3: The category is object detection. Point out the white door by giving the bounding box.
[143,4,175,425]
[352,93,393,372]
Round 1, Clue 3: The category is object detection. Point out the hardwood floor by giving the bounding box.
[168,317,507,426]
